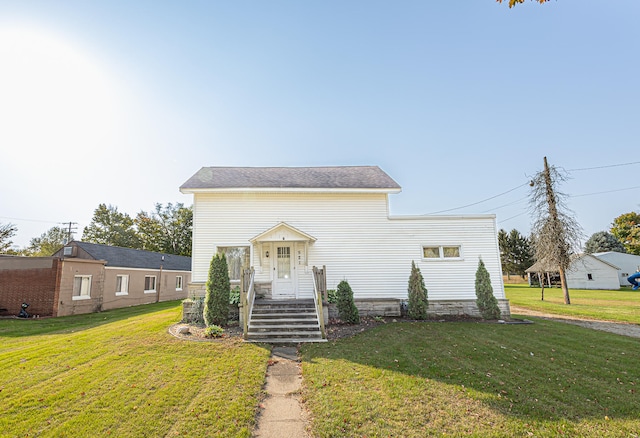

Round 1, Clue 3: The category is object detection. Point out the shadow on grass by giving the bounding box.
[0,300,181,337]
[301,318,640,425]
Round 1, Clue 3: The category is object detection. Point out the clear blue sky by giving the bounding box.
[1,1,639,248]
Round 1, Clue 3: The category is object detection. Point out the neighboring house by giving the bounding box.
[592,251,640,287]
[180,166,509,318]
[0,241,191,317]
[525,254,620,290]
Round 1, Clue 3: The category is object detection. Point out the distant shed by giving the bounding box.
[526,254,620,290]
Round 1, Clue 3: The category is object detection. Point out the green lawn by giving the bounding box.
[301,320,640,437]
[506,283,640,324]
[0,301,271,437]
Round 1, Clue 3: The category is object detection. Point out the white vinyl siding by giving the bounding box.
[565,255,619,290]
[190,191,505,301]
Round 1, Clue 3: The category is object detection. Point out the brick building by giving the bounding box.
[0,242,191,317]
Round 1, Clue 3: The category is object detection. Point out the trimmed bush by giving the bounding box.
[336,280,360,324]
[475,258,501,320]
[408,261,428,320]
[203,324,225,338]
[204,253,231,326]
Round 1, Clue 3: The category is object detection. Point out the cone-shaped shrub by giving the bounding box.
[336,280,360,324]
[204,253,231,326]
[475,258,501,320]
[408,261,428,320]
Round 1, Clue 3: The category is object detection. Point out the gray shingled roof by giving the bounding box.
[72,242,191,271]
[180,166,401,190]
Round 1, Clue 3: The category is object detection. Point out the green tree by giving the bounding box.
[475,258,501,320]
[584,231,626,254]
[498,228,534,279]
[336,280,360,324]
[611,212,640,255]
[135,203,192,256]
[407,261,428,320]
[0,222,18,253]
[25,226,70,256]
[82,204,141,248]
[203,253,230,326]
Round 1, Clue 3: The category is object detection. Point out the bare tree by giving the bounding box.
[529,157,583,305]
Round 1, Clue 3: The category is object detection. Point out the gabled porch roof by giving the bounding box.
[249,222,316,243]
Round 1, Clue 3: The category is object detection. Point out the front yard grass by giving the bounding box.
[506,283,640,324]
[301,320,640,437]
[0,301,271,437]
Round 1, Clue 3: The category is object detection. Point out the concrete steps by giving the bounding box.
[246,299,326,343]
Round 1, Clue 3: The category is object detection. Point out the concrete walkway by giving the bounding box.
[253,346,310,438]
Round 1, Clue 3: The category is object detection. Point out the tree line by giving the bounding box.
[0,202,192,257]
[498,211,640,279]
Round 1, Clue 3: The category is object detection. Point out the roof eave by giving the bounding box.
[180,187,402,195]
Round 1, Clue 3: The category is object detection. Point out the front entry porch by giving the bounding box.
[241,266,328,343]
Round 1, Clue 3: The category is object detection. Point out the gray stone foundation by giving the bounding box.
[329,298,511,320]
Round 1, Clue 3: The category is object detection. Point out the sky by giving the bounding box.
[1,1,639,249]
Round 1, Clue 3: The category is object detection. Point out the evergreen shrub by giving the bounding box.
[336,280,360,324]
[204,253,231,326]
[475,258,501,320]
[407,261,428,320]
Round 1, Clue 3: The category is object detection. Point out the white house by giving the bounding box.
[180,166,509,323]
[592,251,640,287]
[526,254,620,290]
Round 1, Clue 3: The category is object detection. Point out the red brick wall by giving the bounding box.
[0,258,60,317]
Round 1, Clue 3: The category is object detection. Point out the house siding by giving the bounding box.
[565,256,620,290]
[189,191,505,302]
[593,252,640,286]
[101,267,190,310]
[57,259,106,317]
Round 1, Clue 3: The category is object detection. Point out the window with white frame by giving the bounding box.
[115,275,129,295]
[144,275,157,293]
[422,245,462,260]
[176,276,183,291]
[72,275,91,300]
[218,246,250,281]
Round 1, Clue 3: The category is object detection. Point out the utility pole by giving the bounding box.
[542,157,571,305]
[60,222,78,244]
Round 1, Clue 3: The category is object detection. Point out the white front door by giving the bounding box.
[273,244,295,299]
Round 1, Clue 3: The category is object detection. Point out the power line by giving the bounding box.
[424,182,529,215]
[567,161,640,172]
[570,185,640,198]
[0,215,61,225]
